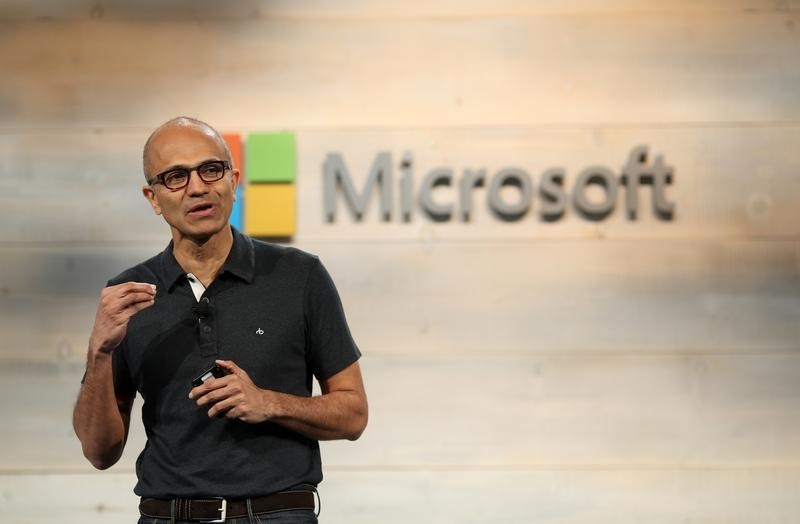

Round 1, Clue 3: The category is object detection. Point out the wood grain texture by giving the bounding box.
[1,2,798,522]
[0,239,797,363]
[4,352,799,470]
[2,125,799,244]
[294,125,800,240]
[2,467,800,523]
[1,12,798,128]
[2,0,799,20]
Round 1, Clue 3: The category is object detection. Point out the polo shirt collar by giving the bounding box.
[157,226,255,290]
[221,227,255,283]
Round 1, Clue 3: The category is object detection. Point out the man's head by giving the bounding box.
[142,117,240,242]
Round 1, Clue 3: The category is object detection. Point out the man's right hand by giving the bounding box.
[89,282,156,354]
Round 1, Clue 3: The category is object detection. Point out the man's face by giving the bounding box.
[142,125,240,241]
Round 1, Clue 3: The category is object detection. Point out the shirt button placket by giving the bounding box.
[197,297,218,357]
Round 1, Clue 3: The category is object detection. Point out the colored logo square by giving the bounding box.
[246,133,296,183]
[225,132,297,238]
[222,133,245,231]
[245,183,296,237]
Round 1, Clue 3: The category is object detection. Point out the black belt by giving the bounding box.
[139,490,315,522]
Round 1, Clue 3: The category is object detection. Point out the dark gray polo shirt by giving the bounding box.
[106,227,361,498]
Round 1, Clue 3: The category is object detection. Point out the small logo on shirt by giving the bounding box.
[256,328,264,335]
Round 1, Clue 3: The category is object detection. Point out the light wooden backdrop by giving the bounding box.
[1,1,799,522]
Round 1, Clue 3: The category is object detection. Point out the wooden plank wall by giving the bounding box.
[1,1,799,522]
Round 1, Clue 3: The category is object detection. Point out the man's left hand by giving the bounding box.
[189,360,279,423]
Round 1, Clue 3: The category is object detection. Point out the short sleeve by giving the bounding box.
[77,340,136,398]
[111,340,136,397]
[304,258,361,380]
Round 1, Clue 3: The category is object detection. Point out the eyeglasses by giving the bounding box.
[148,160,231,190]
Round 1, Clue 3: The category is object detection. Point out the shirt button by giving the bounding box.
[202,325,211,334]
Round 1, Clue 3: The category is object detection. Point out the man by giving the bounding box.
[73,117,367,524]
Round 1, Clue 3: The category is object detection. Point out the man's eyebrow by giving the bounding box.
[156,158,223,173]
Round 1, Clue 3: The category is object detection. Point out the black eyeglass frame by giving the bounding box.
[148,160,232,190]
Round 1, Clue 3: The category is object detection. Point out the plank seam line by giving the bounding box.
[0,236,798,248]
[3,464,800,476]
[1,8,799,23]
[3,348,800,371]
[3,120,800,135]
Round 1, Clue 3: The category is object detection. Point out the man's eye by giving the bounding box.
[200,164,223,175]
[165,171,189,184]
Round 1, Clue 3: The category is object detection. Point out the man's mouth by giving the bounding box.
[187,203,215,216]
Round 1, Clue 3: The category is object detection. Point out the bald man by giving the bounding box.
[73,117,367,524]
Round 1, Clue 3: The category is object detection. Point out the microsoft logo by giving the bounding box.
[223,132,297,238]
[221,134,673,236]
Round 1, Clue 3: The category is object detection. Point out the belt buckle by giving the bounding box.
[199,498,226,523]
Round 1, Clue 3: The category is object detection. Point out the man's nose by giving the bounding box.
[185,169,210,195]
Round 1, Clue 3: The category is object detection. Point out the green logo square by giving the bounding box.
[246,132,296,183]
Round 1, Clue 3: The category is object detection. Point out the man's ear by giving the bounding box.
[230,168,241,197]
[142,184,162,215]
